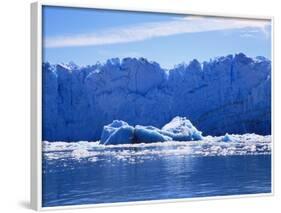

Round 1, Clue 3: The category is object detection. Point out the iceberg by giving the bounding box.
[100,120,134,145]
[161,116,203,141]
[99,117,203,145]
[134,125,172,143]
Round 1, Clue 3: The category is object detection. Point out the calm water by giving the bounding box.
[42,140,271,207]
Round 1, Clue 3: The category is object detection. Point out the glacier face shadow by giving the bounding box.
[42,53,271,141]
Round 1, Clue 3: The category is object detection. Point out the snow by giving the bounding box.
[43,53,271,141]
[100,120,134,145]
[162,116,203,141]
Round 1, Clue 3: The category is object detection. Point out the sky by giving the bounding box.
[43,6,271,69]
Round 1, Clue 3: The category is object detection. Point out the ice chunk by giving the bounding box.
[162,116,203,141]
[101,117,202,145]
[71,149,90,159]
[100,120,134,145]
[43,134,271,161]
[135,125,172,143]
[221,133,234,142]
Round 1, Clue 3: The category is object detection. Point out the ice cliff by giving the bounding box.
[43,53,271,141]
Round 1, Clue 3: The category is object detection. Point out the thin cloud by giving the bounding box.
[44,16,270,48]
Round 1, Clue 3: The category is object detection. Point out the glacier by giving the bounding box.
[42,53,271,142]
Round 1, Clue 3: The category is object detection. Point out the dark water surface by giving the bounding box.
[42,152,271,207]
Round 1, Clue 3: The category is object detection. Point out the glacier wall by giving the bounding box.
[42,53,271,141]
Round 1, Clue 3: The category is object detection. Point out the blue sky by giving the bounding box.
[43,6,271,69]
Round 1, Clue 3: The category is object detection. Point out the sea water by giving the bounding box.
[42,136,271,207]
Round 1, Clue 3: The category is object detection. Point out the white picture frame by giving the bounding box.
[31,1,274,211]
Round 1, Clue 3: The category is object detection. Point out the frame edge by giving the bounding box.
[31,2,42,211]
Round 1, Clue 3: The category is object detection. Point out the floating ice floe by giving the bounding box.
[134,125,172,143]
[71,149,90,159]
[42,133,271,162]
[100,120,134,145]
[221,133,234,142]
[100,117,202,145]
[161,116,203,141]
